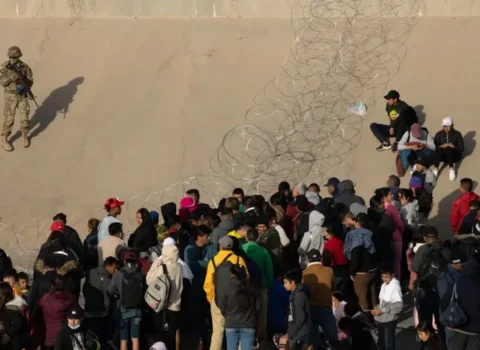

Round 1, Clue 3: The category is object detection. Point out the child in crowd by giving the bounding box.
[3,268,22,298]
[17,272,30,299]
[332,291,347,340]
[416,321,444,350]
[371,268,403,350]
[283,269,311,350]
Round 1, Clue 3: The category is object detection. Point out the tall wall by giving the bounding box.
[0,0,479,18]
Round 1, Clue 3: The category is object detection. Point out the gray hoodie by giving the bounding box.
[334,180,365,209]
[400,200,419,230]
[374,278,404,323]
[210,219,235,245]
[298,211,325,259]
[398,129,436,151]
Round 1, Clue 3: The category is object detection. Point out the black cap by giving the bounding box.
[68,305,84,319]
[450,243,468,264]
[384,90,400,100]
[323,177,340,187]
[307,249,322,262]
[423,226,439,238]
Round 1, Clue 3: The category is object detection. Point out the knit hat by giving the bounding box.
[409,176,423,189]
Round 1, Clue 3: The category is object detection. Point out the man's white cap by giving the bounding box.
[442,117,453,127]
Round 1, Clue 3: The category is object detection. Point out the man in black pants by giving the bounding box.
[370,90,417,152]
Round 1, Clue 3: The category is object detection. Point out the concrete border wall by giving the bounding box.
[0,0,479,18]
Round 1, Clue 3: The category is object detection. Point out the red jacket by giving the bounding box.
[451,192,480,232]
[38,291,77,347]
[324,236,348,266]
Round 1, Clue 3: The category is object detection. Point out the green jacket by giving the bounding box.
[242,241,274,288]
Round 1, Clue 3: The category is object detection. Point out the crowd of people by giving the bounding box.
[0,91,477,350]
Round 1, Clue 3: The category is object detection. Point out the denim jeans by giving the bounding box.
[399,148,433,171]
[377,321,397,350]
[225,328,255,350]
[310,306,338,348]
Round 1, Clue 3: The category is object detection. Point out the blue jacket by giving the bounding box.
[267,280,289,333]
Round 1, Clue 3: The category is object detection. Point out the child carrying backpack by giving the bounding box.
[108,258,145,350]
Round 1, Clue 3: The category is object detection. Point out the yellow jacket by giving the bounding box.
[203,249,248,303]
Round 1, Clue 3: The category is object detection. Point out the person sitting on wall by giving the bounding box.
[431,117,464,182]
[370,90,418,152]
[397,123,436,174]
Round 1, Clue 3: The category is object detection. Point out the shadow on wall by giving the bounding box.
[11,77,85,143]
[414,105,426,126]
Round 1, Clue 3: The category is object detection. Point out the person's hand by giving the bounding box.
[411,145,420,151]
[439,144,447,148]
[447,143,455,148]
[389,128,394,136]
[371,309,383,316]
[7,69,20,82]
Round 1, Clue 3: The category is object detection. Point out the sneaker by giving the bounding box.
[449,168,456,181]
[376,142,392,151]
[432,167,439,177]
[392,142,398,152]
[410,164,417,175]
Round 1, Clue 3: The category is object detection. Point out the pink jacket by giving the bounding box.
[385,201,404,242]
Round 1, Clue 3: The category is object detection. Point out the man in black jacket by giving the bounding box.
[55,305,99,350]
[370,90,417,151]
[458,201,480,235]
[83,256,118,346]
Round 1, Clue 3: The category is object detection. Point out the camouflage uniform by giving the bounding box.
[0,46,33,150]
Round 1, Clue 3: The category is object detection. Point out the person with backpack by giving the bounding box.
[242,228,274,342]
[108,257,145,350]
[203,235,249,350]
[411,226,451,343]
[146,244,183,349]
[217,264,260,350]
[83,256,118,347]
[397,123,436,174]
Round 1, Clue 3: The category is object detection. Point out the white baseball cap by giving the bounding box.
[442,117,453,127]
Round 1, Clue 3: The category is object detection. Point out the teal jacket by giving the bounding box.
[242,241,274,288]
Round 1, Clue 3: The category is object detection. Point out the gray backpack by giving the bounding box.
[145,264,171,313]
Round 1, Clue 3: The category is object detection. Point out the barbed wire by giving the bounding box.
[6,0,425,273]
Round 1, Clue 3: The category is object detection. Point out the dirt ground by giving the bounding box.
[0,15,478,282]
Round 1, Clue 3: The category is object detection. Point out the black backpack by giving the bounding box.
[416,246,448,291]
[212,253,239,306]
[121,268,145,309]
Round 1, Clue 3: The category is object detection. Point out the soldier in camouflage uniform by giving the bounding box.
[0,46,33,151]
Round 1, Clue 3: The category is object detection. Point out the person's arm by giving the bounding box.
[107,271,120,297]
[426,133,436,151]
[349,247,361,275]
[264,250,274,288]
[396,131,409,150]
[389,206,405,235]
[276,225,290,247]
[297,232,311,256]
[203,260,215,303]
[450,199,461,232]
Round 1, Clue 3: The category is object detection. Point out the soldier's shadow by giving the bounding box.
[10,76,84,143]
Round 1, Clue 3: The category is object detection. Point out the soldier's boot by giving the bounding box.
[1,135,13,152]
[22,132,30,148]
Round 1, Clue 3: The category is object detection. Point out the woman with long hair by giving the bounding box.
[38,276,77,349]
[130,208,158,253]
[0,282,29,350]
[218,264,259,350]
[416,321,444,350]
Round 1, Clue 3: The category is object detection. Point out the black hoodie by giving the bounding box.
[287,284,311,342]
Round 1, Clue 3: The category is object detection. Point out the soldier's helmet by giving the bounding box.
[7,46,22,58]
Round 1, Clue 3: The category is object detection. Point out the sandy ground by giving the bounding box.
[0,14,477,348]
